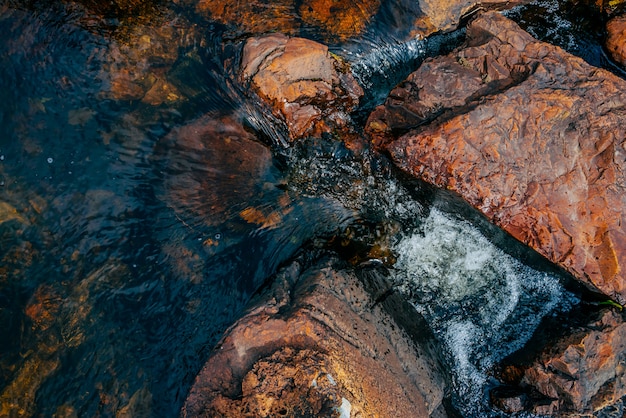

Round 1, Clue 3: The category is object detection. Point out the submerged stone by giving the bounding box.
[372,11,626,305]
[98,20,202,104]
[181,256,447,417]
[606,14,626,67]
[299,0,381,41]
[157,113,275,228]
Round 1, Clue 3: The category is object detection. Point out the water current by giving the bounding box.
[0,1,623,417]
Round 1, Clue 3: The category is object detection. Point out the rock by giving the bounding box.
[195,0,520,39]
[597,0,626,16]
[181,257,447,417]
[299,0,381,41]
[372,11,626,304]
[157,113,275,227]
[606,14,626,67]
[489,386,528,413]
[0,201,28,225]
[509,309,626,415]
[98,21,201,104]
[414,0,522,36]
[196,0,379,40]
[196,0,300,36]
[240,34,363,142]
[0,354,61,418]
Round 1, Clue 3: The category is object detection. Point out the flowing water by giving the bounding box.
[0,1,622,417]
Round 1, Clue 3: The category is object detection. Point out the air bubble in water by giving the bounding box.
[47,157,54,164]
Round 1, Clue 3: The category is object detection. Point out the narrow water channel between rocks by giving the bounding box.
[1,0,624,417]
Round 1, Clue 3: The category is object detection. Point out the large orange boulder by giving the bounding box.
[181,257,448,417]
[369,11,626,304]
[240,34,363,142]
[196,0,300,36]
[606,14,626,67]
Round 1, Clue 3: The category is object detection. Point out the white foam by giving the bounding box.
[392,208,576,414]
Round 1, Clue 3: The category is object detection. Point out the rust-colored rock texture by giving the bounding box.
[368,11,626,304]
[521,309,626,415]
[299,0,381,40]
[497,309,626,416]
[606,14,626,67]
[181,257,447,417]
[240,34,363,142]
[414,0,522,36]
[195,0,381,40]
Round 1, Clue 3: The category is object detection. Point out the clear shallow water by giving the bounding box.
[0,1,618,417]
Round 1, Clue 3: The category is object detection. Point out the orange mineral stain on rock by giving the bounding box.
[196,0,299,36]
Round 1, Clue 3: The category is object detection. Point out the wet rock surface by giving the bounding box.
[372,11,626,305]
[181,256,447,417]
[194,0,521,40]
[414,0,522,35]
[496,309,626,416]
[240,34,363,142]
[606,14,626,67]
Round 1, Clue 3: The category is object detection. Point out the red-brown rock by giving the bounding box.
[158,113,275,227]
[606,14,626,67]
[414,0,524,36]
[196,0,300,36]
[181,257,447,417]
[299,0,381,41]
[240,34,363,142]
[517,309,626,415]
[372,11,626,304]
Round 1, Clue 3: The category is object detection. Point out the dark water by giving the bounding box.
[0,1,621,417]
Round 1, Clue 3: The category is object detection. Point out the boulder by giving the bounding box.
[240,34,363,142]
[497,309,626,416]
[606,14,626,67]
[414,0,522,36]
[181,257,448,417]
[195,0,520,40]
[369,11,626,304]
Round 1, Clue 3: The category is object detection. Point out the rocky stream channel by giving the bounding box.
[2,0,626,417]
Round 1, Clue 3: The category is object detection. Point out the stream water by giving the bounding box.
[0,1,623,417]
